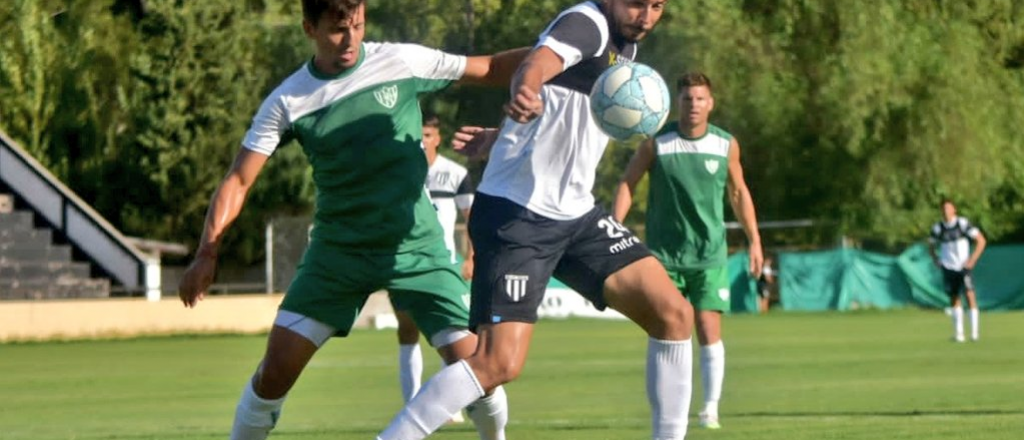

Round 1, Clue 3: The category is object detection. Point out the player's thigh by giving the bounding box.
[280,241,377,337]
[388,246,473,345]
[600,256,692,340]
[467,193,570,330]
[962,269,976,292]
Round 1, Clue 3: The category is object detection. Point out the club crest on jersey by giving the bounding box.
[718,288,730,301]
[504,274,529,302]
[374,85,398,109]
[704,159,720,175]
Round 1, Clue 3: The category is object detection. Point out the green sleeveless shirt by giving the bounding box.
[645,123,732,269]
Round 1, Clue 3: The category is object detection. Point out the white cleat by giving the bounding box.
[698,411,721,429]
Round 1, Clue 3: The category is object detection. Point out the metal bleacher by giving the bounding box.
[0,202,110,299]
[0,130,160,300]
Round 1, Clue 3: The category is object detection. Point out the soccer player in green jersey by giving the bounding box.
[177,1,525,439]
[614,72,763,430]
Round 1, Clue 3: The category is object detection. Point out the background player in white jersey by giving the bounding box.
[614,72,763,430]
[928,199,987,342]
[392,113,475,423]
[177,1,527,439]
[378,2,698,440]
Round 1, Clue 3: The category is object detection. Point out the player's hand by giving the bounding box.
[461,258,474,281]
[504,84,543,123]
[452,126,497,161]
[964,260,976,270]
[748,241,764,278]
[179,254,217,308]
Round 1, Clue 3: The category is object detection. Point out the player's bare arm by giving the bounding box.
[460,207,475,280]
[965,231,986,269]
[460,47,531,87]
[451,126,499,160]
[178,149,269,308]
[613,139,656,222]
[505,46,565,123]
[726,138,763,277]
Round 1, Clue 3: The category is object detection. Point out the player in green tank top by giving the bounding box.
[176,1,527,439]
[614,72,763,430]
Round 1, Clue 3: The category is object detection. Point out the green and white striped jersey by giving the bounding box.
[646,123,733,269]
[242,42,466,252]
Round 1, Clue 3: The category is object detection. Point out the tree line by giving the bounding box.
[1,0,1022,267]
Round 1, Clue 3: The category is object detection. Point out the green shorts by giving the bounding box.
[666,265,731,312]
[281,238,471,340]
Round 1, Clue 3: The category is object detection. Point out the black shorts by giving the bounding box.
[756,280,771,299]
[467,193,651,329]
[942,268,975,296]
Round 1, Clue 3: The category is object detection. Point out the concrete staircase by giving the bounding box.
[0,201,110,300]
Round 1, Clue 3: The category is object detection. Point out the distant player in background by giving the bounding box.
[392,113,475,424]
[379,2,697,440]
[177,1,526,439]
[757,256,775,313]
[614,72,763,430]
[928,199,986,342]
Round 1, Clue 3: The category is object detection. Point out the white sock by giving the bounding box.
[465,385,508,440]
[647,337,693,440]
[398,343,423,402]
[952,307,964,339]
[231,379,286,440]
[378,360,485,440]
[700,341,725,417]
[969,308,980,339]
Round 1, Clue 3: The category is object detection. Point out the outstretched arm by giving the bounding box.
[613,139,655,223]
[178,149,269,307]
[460,47,532,87]
[726,138,763,277]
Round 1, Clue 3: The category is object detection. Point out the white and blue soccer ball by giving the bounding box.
[589,62,671,141]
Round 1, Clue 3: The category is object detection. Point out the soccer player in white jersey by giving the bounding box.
[177,1,527,439]
[392,113,475,423]
[614,72,764,430]
[378,2,698,440]
[928,199,987,342]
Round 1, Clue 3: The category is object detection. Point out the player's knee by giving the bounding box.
[656,297,693,339]
[471,355,524,386]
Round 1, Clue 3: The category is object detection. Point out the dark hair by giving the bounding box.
[676,72,713,93]
[302,0,365,24]
[422,112,441,128]
[940,198,955,207]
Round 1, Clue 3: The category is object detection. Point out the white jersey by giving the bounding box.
[929,216,981,271]
[476,1,637,220]
[427,155,474,262]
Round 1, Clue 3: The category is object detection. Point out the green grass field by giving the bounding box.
[3,310,1023,440]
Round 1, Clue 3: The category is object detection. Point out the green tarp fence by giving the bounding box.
[549,243,1023,314]
[767,243,1024,312]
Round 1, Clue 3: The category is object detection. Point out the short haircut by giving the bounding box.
[302,0,365,24]
[676,72,713,93]
[940,198,955,207]
[422,112,441,128]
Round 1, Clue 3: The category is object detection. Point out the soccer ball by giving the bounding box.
[589,62,671,141]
